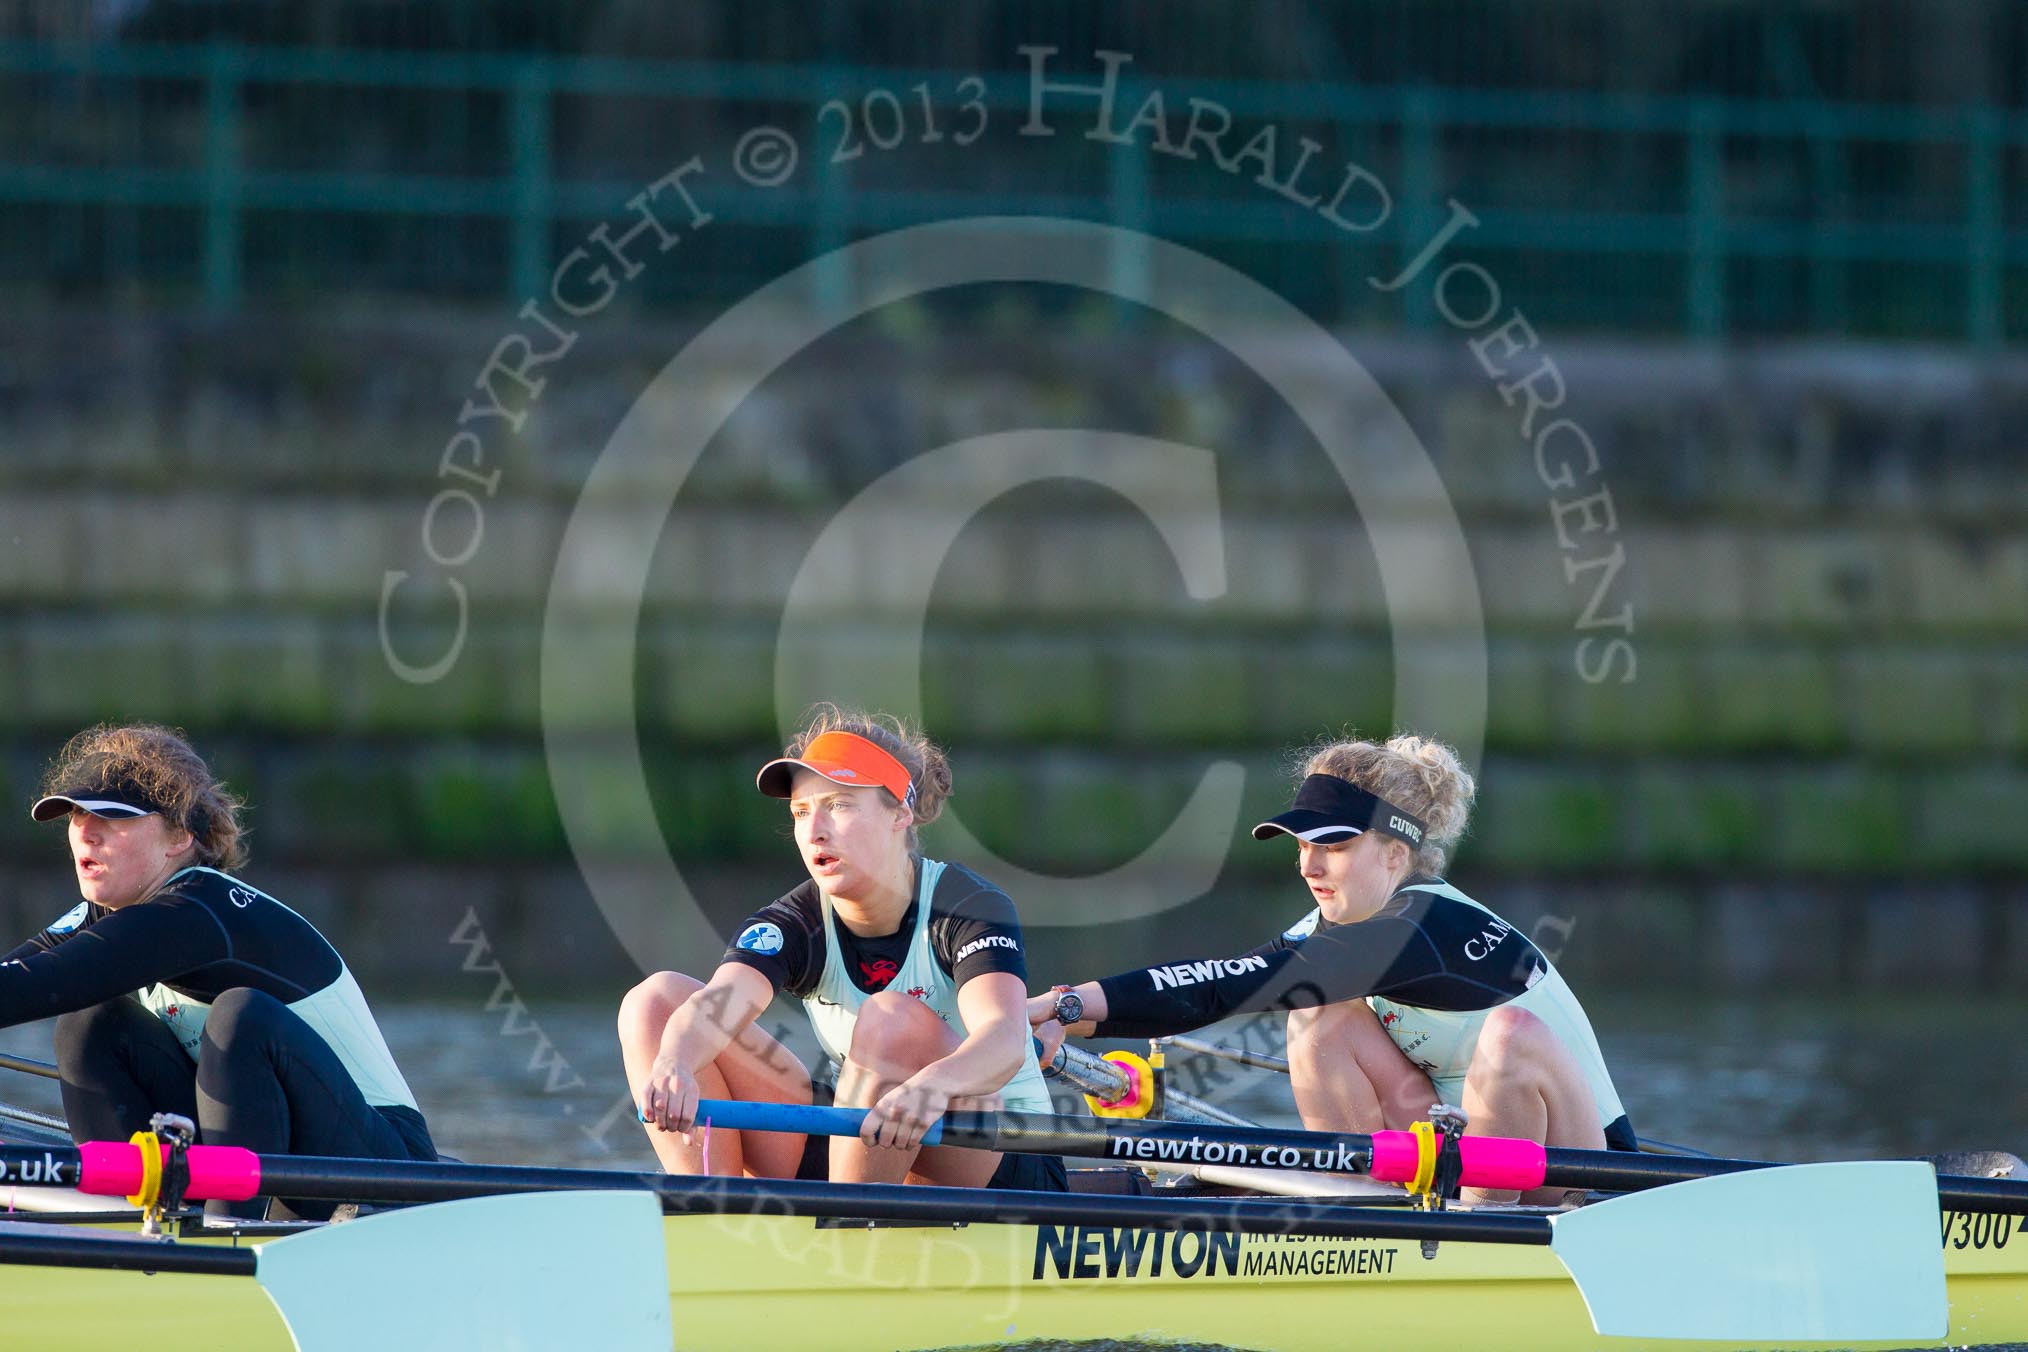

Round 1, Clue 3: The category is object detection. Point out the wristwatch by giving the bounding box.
[1051,986,1084,1026]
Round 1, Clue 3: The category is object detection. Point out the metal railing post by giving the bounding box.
[202,42,244,315]
[1106,138,1150,311]
[1398,88,1439,331]
[1966,106,2002,349]
[1687,102,1725,342]
[1807,111,1848,336]
[809,66,852,320]
[509,60,554,303]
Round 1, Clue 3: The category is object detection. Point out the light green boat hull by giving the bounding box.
[5,1203,2025,1350]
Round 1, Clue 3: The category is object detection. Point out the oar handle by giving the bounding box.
[688,1100,947,1147]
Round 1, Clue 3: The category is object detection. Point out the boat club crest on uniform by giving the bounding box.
[735,922,784,955]
[858,958,899,988]
[45,902,89,935]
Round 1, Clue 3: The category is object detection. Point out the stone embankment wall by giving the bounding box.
[1,313,2023,992]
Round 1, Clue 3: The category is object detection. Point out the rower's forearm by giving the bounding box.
[658,990,755,1072]
[1090,969,1214,1039]
[922,1020,1029,1099]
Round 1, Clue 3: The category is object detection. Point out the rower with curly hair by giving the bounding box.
[1030,732,1630,1203]
[0,724,435,1218]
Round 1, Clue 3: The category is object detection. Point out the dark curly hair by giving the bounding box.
[39,724,248,870]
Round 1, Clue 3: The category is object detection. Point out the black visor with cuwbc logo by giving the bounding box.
[1250,774,1428,848]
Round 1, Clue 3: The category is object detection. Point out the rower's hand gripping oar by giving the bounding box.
[692,1098,1948,1343]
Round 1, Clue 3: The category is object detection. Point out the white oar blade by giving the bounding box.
[1549,1161,1946,1341]
[254,1190,671,1352]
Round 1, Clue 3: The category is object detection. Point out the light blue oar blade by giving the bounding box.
[1549,1161,1946,1342]
[254,1190,672,1352]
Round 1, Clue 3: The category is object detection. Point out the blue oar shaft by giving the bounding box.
[695,1098,1375,1173]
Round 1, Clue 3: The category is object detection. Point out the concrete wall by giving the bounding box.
[3,311,2023,990]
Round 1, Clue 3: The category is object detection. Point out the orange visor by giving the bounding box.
[756,731,915,808]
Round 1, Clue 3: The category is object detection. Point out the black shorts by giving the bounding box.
[792,1081,1068,1192]
[1603,1114,1639,1152]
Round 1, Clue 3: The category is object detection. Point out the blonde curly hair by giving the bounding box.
[1292,731,1477,876]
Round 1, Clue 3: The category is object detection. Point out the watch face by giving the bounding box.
[1055,991,1084,1025]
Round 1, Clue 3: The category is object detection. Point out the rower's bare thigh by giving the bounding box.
[619,971,813,1176]
[1464,1006,1604,1149]
[838,996,1003,1188]
[1289,1001,1438,1130]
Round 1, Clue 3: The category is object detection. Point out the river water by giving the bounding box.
[5,991,2022,1168]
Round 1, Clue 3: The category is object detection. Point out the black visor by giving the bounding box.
[30,777,170,824]
[1251,774,1428,848]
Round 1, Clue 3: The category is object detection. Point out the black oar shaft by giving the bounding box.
[934,1110,1375,1175]
[7,1131,2026,1222]
[0,1226,256,1276]
[0,1147,81,1189]
[1531,1147,2028,1215]
[935,1113,2028,1216]
[250,1160,1556,1244]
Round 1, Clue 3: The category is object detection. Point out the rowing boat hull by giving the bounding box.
[5,1203,2025,1351]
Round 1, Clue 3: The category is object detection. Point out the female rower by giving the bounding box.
[0,724,435,1218]
[621,706,1064,1190]
[1029,733,1630,1202]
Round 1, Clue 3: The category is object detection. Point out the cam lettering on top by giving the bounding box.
[1462,917,1515,962]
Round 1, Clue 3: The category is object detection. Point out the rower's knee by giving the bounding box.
[1472,1005,1549,1075]
[845,991,945,1074]
[53,1001,128,1071]
[618,971,703,1046]
[201,987,287,1057]
[1284,1002,1354,1072]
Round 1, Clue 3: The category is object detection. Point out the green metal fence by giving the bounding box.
[2,39,2021,342]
